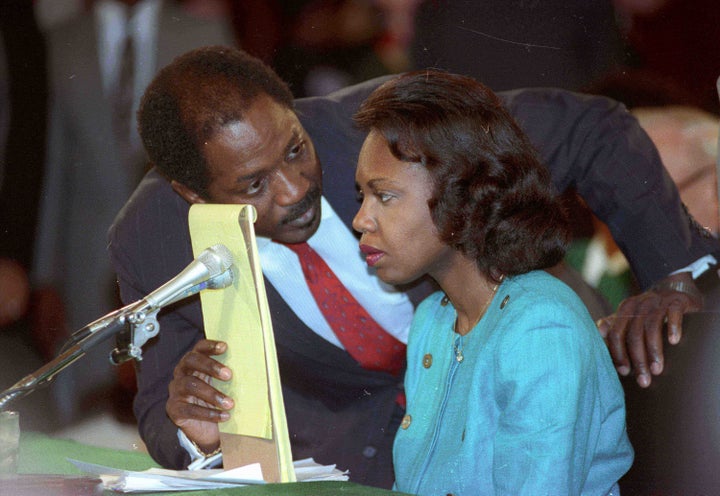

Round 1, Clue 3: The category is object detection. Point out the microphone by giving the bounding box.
[66,244,234,351]
[142,243,234,310]
[107,244,235,365]
[0,245,235,409]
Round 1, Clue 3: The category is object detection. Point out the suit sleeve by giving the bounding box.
[500,88,720,289]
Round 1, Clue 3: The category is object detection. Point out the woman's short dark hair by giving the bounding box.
[138,46,294,198]
[354,70,570,276]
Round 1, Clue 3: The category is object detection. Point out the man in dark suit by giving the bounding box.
[108,46,719,488]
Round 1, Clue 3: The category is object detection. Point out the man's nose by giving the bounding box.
[274,168,310,205]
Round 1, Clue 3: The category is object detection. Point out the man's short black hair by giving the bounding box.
[138,46,294,198]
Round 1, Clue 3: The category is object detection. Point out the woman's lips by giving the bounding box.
[359,244,385,267]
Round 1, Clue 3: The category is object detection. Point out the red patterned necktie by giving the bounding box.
[285,242,406,376]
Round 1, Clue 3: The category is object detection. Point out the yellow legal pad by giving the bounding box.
[188,204,295,483]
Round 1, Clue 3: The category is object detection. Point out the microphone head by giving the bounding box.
[206,268,234,289]
[199,244,234,275]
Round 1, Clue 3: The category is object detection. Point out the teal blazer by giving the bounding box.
[394,271,633,495]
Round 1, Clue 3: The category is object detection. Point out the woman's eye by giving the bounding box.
[378,192,393,203]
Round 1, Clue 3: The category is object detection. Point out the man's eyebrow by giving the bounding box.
[233,171,261,184]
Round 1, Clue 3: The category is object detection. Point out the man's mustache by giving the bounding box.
[281,186,321,225]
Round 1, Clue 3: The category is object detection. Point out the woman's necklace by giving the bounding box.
[450,277,503,363]
[453,336,466,363]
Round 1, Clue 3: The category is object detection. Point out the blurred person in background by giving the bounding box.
[0,0,56,431]
[32,0,235,427]
[230,0,421,97]
[613,0,720,114]
[0,0,47,328]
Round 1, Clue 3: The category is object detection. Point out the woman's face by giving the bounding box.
[353,130,453,285]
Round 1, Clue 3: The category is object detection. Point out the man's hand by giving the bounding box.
[166,339,234,454]
[596,271,703,388]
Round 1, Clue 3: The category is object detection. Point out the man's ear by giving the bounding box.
[170,180,206,204]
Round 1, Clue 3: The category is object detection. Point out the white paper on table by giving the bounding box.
[292,458,349,482]
[69,457,348,493]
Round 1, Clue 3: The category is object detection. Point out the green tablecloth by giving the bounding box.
[17,432,409,495]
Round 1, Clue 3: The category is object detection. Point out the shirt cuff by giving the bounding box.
[177,429,223,470]
[670,254,718,279]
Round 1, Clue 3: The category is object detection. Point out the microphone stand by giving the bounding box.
[0,301,160,411]
[0,262,234,411]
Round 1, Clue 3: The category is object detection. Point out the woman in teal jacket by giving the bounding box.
[352,70,633,495]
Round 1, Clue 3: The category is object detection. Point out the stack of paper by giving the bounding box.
[69,458,348,493]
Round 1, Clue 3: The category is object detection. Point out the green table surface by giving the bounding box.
[15,432,410,495]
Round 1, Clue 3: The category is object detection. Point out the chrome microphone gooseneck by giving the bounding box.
[0,244,234,411]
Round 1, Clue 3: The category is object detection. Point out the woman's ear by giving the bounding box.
[170,180,206,204]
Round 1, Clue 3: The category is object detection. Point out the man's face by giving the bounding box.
[174,95,323,243]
